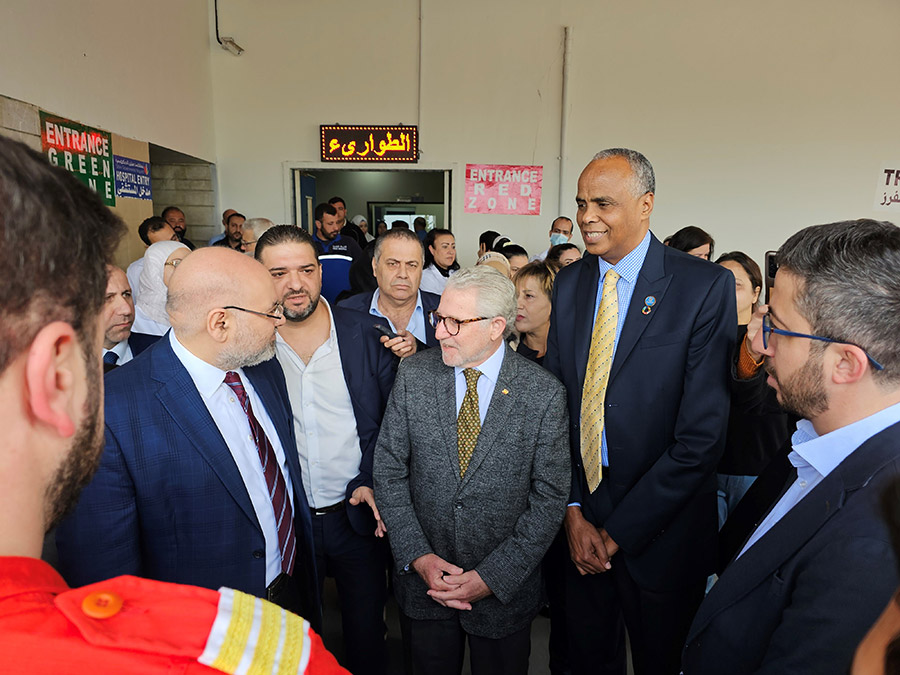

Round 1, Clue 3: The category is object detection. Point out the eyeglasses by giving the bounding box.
[241,239,257,247]
[429,311,490,336]
[164,258,185,268]
[761,313,884,371]
[223,304,284,321]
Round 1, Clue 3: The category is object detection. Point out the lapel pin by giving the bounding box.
[644,295,657,307]
[502,389,509,395]
[642,306,652,315]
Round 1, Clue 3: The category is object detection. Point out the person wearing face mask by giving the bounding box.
[131,240,191,336]
[531,216,574,262]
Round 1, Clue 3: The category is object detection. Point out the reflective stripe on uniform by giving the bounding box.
[198,588,310,675]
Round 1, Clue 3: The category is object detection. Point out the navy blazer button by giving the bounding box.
[252,549,264,559]
[455,503,463,509]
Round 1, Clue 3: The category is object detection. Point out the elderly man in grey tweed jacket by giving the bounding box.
[374,266,570,675]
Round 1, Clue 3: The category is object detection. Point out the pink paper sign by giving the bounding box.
[465,164,542,215]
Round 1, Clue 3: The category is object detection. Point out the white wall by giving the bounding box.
[0,0,217,161]
[210,0,900,269]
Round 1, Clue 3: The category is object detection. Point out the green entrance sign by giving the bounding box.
[40,111,115,206]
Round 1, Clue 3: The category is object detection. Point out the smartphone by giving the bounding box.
[764,251,778,304]
[373,323,398,340]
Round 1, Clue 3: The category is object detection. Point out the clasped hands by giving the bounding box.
[564,506,619,576]
[412,553,492,610]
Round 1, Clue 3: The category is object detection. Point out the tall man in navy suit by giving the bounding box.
[545,149,735,675]
[339,227,441,357]
[683,219,900,674]
[100,265,159,371]
[57,247,320,627]
[256,226,396,675]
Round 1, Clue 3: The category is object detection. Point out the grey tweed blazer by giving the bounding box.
[374,344,570,639]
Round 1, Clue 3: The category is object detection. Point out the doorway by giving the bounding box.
[292,168,450,234]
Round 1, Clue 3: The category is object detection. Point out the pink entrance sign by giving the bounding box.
[464,164,542,215]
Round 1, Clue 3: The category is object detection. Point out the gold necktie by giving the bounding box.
[457,368,482,477]
[580,270,620,493]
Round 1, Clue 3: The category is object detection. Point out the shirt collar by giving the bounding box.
[370,289,425,319]
[791,400,900,477]
[106,338,130,359]
[596,230,651,283]
[168,329,239,398]
[454,340,506,385]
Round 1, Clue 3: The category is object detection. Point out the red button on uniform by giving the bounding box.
[81,590,124,619]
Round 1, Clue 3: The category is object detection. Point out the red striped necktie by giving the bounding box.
[225,371,297,575]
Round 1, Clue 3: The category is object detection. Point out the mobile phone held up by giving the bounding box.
[373,323,398,340]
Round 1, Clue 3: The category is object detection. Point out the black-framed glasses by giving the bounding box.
[761,313,884,371]
[429,311,490,336]
[223,304,284,321]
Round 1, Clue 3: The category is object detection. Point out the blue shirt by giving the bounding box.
[454,342,506,424]
[590,230,651,466]
[368,289,428,344]
[739,400,900,557]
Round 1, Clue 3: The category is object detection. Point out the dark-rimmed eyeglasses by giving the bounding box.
[429,311,490,336]
[223,304,284,321]
[761,313,884,371]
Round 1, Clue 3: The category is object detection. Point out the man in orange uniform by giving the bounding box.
[0,135,347,675]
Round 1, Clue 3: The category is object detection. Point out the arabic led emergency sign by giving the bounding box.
[320,125,418,163]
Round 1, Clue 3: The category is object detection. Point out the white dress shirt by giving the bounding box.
[275,300,362,509]
[169,330,296,585]
[453,342,506,424]
[103,339,133,366]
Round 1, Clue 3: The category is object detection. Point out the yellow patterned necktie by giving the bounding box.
[457,368,482,477]
[580,270,620,493]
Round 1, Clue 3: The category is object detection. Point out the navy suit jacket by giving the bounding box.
[338,289,441,349]
[128,331,160,356]
[57,334,320,625]
[327,306,399,535]
[545,234,736,590]
[683,421,900,674]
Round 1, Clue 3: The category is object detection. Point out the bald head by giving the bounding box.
[166,247,279,340]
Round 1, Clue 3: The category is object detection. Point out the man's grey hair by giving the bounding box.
[777,219,900,386]
[374,227,424,262]
[242,217,275,241]
[445,266,516,338]
[592,148,655,197]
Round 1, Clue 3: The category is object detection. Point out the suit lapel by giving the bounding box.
[574,257,601,393]
[333,309,365,419]
[460,346,517,488]
[434,356,463,484]
[151,339,260,529]
[688,422,900,641]
[609,237,672,383]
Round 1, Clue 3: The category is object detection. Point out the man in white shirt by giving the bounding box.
[58,247,320,626]
[683,219,900,674]
[101,265,158,369]
[255,225,396,675]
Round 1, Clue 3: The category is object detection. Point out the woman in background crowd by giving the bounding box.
[546,242,581,269]
[132,240,190,336]
[500,243,529,276]
[351,214,374,242]
[714,251,790,527]
[513,261,555,366]
[420,228,459,295]
[667,225,715,260]
[477,230,510,259]
[375,220,388,237]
